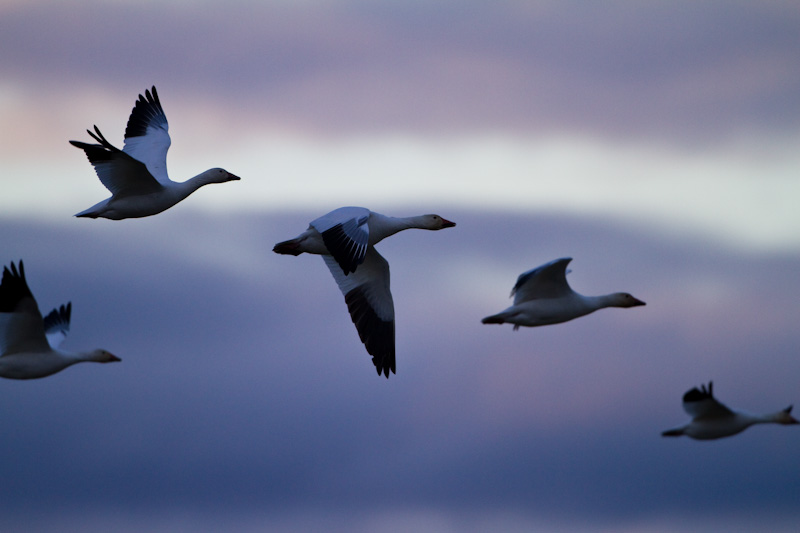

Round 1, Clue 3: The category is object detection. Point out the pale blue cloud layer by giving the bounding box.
[0,211,798,531]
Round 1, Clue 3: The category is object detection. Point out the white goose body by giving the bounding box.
[0,261,120,380]
[481,258,645,330]
[0,349,113,380]
[70,86,240,220]
[662,381,798,440]
[273,207,456,378]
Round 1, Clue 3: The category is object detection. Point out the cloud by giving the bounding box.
[2,2,800,257]
[0,210,798,531]
[1,2,799,138]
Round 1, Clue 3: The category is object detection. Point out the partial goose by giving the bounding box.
[481,257,645,330]
[662,381,798,440]
[273,207,456,378]
[0,261,120,379]
[70,86,240,219]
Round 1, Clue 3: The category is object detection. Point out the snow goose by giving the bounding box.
[273,207,456,378]
[662,381,798,440]
[70,86,240,219]
[481,257,645,329]
[0,261,120,379]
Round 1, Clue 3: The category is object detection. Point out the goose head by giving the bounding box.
[87,349,122,363]
[420,214,456,230]
[203,168,241,184]
[609,292,646,308]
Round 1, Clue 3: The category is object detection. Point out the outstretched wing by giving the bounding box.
[0,261,50,356]
[682,381,735,419]
[43,302,71,349]
[122,86,172,185]
[70,126,163,196]
[322,248,395,378]
[312,207,370,275]
[511,257,573,304]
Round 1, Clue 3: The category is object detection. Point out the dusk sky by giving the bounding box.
[1,1,799,531]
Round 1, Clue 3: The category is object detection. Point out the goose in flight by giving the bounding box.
[662,381,798,440]
[481,257,645,329]
[0,261,120,379]
[70,86,240,219]
[273,207,456,378]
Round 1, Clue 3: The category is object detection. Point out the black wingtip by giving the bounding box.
[0,259,33,312]
[43,301,72,333]
[125,85,167,140]
[70,125,119,156]
[373,355,395,379]
[683,381,715,403]
[343,286,395,379]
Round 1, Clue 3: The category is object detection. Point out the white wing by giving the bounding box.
[312,207,371,275]
[511,257,573,304]
[322,248,395,377]
[122,86,172,185]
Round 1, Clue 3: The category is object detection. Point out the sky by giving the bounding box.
[1,1,799,531]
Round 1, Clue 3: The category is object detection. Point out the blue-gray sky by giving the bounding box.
[1,1,799,531]
[2,1,800,247]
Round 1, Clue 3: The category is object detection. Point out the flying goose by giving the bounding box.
[273,206,456,378]
[70,86,240,219]
[481,257,645,329]
[0,261,120,379]
[662,381,798,440]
